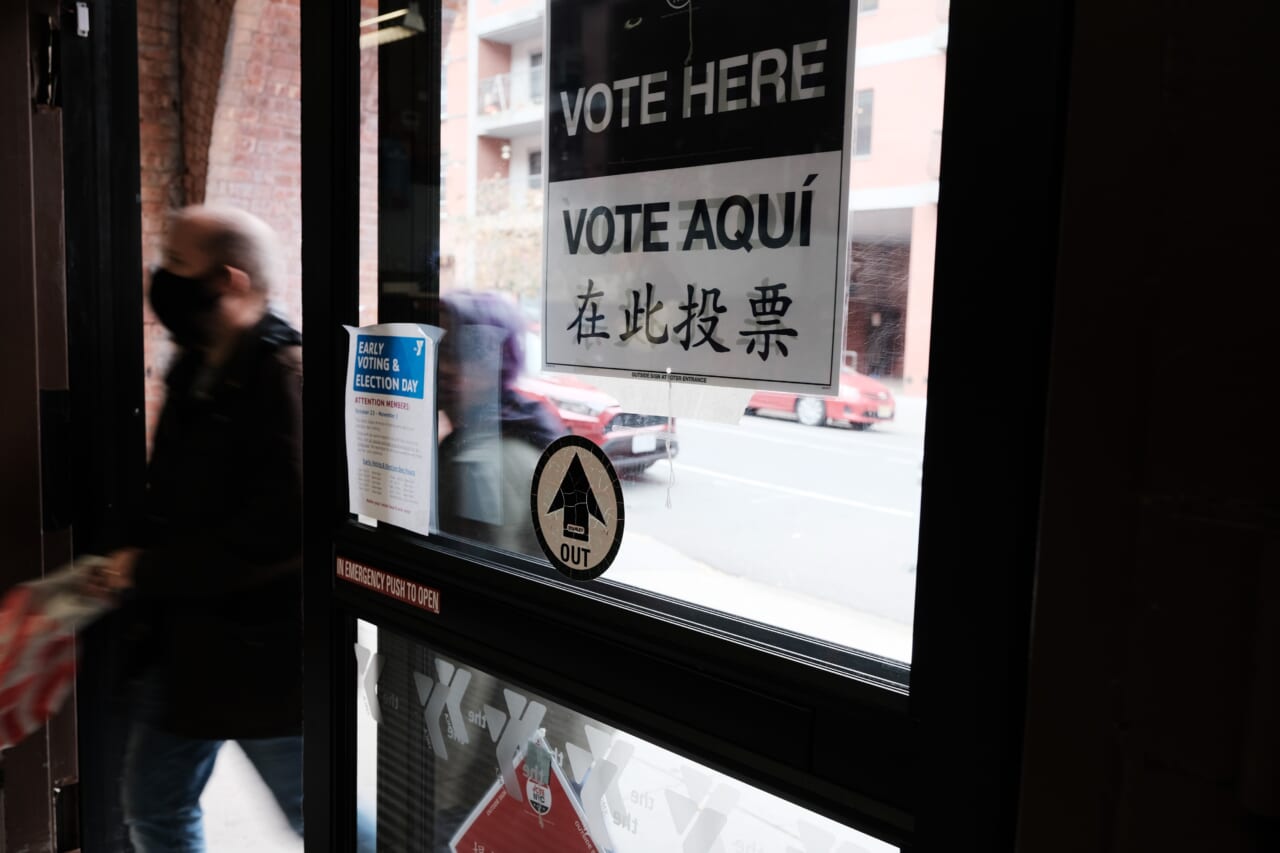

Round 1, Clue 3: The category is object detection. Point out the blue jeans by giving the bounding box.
[122,721,303,853]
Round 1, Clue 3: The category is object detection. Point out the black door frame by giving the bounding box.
[61,0,148,848]
[301,1,1073,850]
[2,0,145,849]
[0,1,60,843]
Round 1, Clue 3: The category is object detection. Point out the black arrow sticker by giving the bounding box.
[531,435,626,581]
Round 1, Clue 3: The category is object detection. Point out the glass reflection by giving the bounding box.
[365,0,948,662]
[355,621,897,853]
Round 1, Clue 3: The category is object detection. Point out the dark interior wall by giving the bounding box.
[1,0,81,847]
[1018,0,1279,850]
[0,3,51,846]
[0,0,44,597]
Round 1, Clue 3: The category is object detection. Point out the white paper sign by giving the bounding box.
[344,323,441,537]
[543,0,856,395]
[545,152,847,392]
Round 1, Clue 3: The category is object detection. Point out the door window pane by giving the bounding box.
[530,51,545,102]
[528,150,542,190]
[362,0,949,664]
[354,620,897,853]
[854,90,874,156]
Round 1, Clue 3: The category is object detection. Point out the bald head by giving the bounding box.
[165,205,284,298]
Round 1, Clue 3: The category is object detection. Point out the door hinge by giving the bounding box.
[33,14,61,109]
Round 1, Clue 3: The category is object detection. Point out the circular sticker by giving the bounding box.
[530,435,625,581]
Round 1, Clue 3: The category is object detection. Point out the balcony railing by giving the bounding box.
[478,69,544,116]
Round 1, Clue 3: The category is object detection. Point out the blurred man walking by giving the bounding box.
[99,206,304,851]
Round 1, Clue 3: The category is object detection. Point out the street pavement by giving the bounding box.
[202,742,304,852]
[606,394,925,660]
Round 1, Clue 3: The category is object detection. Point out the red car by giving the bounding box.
[515,340,677,473]
[746,368,896,429]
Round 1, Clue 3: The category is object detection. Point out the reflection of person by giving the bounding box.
[97,206,304,851]
[436,291,565,555]
[345,295,569,851]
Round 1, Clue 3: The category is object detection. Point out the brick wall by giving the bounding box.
[476,135,509,185]
[137,0,237,443]
[846,242,909,377]
[179,0,235,205]
[136,0,183,445]
[204,0,303,326]
[476,38,511,86]
[137,0,381,447]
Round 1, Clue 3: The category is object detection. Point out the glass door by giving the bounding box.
[301,0,1071,850]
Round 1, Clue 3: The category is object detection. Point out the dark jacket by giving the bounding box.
[129,312,303,739]
[437,391,566,556]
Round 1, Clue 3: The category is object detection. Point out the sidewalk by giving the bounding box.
[608,533,914,662]
[202,743,304,852]
[877,386,927,439]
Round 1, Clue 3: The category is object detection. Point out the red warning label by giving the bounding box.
[335,557,441,614]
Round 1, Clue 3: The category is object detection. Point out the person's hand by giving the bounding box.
[85,548,140,599]
[103,548,140,591]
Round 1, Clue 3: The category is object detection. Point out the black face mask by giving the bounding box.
[149,267,221,348]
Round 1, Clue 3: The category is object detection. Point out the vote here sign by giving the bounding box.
[543,0,856,394]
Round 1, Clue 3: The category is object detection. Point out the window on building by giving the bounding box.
[859,0,880,12]
[530,51,544,102]
[439,159,447,209]
[855,88,874,156]
[527,149,542,190]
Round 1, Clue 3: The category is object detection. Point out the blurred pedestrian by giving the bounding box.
[98,205,304,851]
[436,291,565,555]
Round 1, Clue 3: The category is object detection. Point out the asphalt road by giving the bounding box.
[617,404,924,626]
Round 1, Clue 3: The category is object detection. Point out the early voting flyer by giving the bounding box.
[344,323,442,537]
